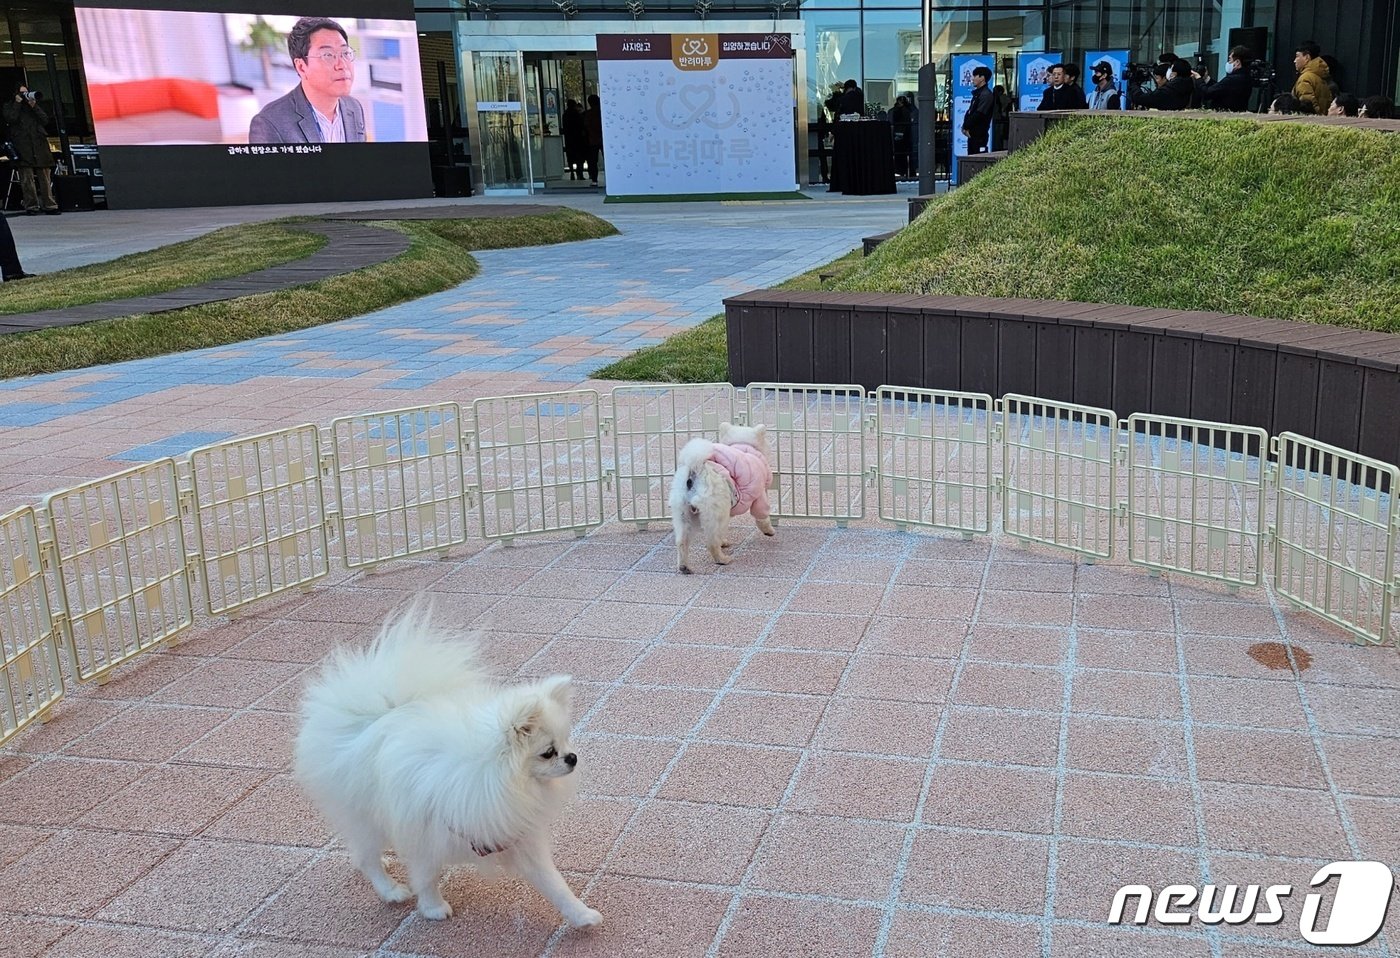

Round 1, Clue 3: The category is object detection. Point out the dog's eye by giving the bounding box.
[540,747,557,760]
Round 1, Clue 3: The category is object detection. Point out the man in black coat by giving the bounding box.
[837,79,864,118]
[961,66,995,155]
[1037,65,1087,110]
[1133,62,1194,110]
[2,85,58,214]
[1201,45,1255,112]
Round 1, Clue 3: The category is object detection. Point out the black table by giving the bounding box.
[830,119,897,196]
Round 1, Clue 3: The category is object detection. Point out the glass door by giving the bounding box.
[473,51,532,192]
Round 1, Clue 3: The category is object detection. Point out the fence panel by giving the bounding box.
[187,425,330,616]
[472,390,606,542]
[875,387,994,535]
[45,461,194,682]
[1000,394,1117,561]
[610,384,737,529]
[1126,415,1268,589]
[330,404,470,569]
[744,384,867,525]
[0,507,64,746]
[1273,433,1397,646]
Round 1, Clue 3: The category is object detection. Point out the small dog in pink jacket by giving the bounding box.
[669,422,776,574]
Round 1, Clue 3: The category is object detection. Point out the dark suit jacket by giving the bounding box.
[249,84,366,144]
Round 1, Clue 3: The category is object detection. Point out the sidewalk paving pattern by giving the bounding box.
[1,194,1398,958]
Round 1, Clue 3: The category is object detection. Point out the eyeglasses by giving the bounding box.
[305,50,355,65]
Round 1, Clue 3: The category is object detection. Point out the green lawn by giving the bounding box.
[0,209,616,380]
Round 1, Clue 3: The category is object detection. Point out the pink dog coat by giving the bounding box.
[707,442,772,518]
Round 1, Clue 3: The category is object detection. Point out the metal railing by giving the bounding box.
[2,381,1395,747]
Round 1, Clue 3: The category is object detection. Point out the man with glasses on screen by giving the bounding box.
[249,17,366,144]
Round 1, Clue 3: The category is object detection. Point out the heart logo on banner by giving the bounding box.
[656,85,744,130]
[678,84,716,119]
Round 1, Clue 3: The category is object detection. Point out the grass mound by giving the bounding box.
[0,209,616,380]
[839,117,1400,332]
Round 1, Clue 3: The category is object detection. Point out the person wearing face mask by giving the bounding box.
[1201,45,1254,112]
[1087,63,1121,110]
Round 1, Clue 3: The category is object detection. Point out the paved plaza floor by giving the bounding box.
[2,192,1398,958]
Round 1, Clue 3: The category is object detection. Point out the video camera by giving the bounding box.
[1246,59,1276,87]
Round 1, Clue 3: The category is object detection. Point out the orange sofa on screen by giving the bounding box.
[88,78,220,121]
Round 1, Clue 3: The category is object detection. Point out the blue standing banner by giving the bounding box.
[951,52,996,186]
[1084,49,1131,110]
[1016,51,1062,111]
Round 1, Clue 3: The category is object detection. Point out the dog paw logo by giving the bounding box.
[655,84,741,129]
[672,33,719,71]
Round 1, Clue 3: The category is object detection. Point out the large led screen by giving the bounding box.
[74,0,432,207]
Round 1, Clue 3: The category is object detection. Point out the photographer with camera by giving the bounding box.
[1132,61,1194,110]
[1201,46,1255,112]
[2,85,58,215]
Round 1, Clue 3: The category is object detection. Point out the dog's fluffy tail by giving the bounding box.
[670,437,715,510]
[299,599,482,737]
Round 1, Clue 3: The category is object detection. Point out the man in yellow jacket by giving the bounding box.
[1291,41,1334,115]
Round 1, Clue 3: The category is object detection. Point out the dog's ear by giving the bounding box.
[718,421,733,439]
[753,424,767,440]
[504,696,542,743]
[539,674,573,710]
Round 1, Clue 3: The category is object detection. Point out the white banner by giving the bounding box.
[597,33,797,197]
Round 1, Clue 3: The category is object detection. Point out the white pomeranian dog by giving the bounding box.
[294,601,602,928]
[669,421,776,574]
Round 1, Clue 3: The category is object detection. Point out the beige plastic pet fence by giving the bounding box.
[2,381,1397,747]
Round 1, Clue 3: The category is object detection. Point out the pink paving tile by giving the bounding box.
[1065,715,1188,778]
[786,751,925,821]
[764,612,870,651]
[734,650,849,695]
[839,654,956,703]
[1072,668,1182,720]
[716,897,882,958]
[903,829,1050,915]
[0,822,52,869]
[1060,772,1197,845]
[662,608,769,647]
[383,872,562,958]
[0,757,147,826]
[45,924,219,958]
[698,691,826,747]
[858,615,967,658]
[1321,734,1400,797]
[1192,726,1328,788]
[881,585,979,622]
[1049,925,1212,958]
[242,855,409,949]
[586,687,715,737]
[513,568,625,601]
[964,624,1069,666]
[909,535,993,562]
[1205,852,1346,946]
[605,799,768,884]
[97,839,313,933]
[693,577,793,612]
[1305,684,1400,737]
[657,743,800,808]
[1052,839,1200,922]
[1186,675,1309,731]
[814,697,940,758]
[348,557,456,593]
[470,596,589,635]
[81,653,208,701]
[1200,783,1350,859]
[895,558,985,588]
[1180,634,1300,682]
[921,764,1057,833]
[1176,600,1281,637]
[601,571,705,605]
[517,637,646,682]
[424,591,504,630]
[204,774,333,847]
[574,734,681,799]
[0,915,76,958]
[280,589,402,626]
[8,698,127,755]
[1300,642,1400,690]
[0,827,178,917]
[1074,628,1181,674]
[550,541,649,571]
[566,601,678,641]
[76,764,266,836]
[1074,593,1176,632]
[226,620,374,665]
[1075,565,1170,597]
[979,589,1074,627]
[0,751,34,785]
[552,795,637,872]
[786,582,886,617]
[939,707,1063,767]
[955,662,1065,711]
[1342,795,1400,864]
[175,711,298,770]
[747,812,905,899]
[248,670,314,714]
[625,644,743,688]
[884,910,1043,958]
[987,559,1077,593]
[63,705,234,763]
[547,875,732,958]
[809,557,899,585]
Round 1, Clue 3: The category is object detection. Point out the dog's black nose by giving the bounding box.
[564,752,577,767]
